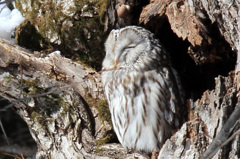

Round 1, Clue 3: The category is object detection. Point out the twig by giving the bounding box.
[19,64,24,99]
[221,128,240,147]
[0,0,7,4]
[1,152,24,159]
[0,2,7,13]
[200,99,240,159]
[0,85,69,111]
[0,116,13,153]
[0,0,15,12]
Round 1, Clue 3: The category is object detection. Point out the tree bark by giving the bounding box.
[0,38,144,158]
[139,0,240,158]
[0,0,240,158]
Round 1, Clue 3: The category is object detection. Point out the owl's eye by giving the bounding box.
[125,44,136,49]
[122,44,135,55]
[121,44,136,56]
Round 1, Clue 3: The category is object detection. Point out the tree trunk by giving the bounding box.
[0,0,239,158]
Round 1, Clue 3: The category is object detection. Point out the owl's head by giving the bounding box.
[102,26,156,71]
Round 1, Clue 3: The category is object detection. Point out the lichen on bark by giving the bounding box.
[15,0,110,69]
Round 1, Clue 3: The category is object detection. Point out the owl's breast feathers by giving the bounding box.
[101,26,184,153]
[101,67,182,152]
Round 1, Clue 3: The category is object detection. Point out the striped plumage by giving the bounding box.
[101,26,184,153]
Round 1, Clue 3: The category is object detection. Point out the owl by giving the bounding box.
[101,26,184,154]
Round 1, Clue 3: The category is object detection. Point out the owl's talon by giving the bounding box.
[151,149,159,159]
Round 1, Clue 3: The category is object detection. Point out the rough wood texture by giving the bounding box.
[140,0,236,65]
[0,42,238,159]
[158,74,239,159]
[1,0,240,158]
[0,39,123,158]
[140,0,208,46]
[140,0,210,47]
[139,0,240,158]
[200,0,240,52]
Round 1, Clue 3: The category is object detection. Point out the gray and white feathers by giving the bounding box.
[101,26,184,153]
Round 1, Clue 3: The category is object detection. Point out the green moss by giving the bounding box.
[95,99,117,147]
[84,93,112,126]
[41,95,61,115]
[85,94,111,125]
[93,98,120,148]
[15,0,23,11]
[96,99,112,125]
[16,0,109,70]
[56,96,66,108]
[15,21,51,51]
[3,75,14,84]
[96,129,116,146]
[31,111,45,125]
[96,0,110,24]
[19,79,41,95]
[30,111,39,119]
[27,89,74,132]
[18,79,66,117]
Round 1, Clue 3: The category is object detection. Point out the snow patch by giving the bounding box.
[0,3,25,43]
[49,50,61,56]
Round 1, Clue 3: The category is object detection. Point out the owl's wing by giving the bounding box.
[157,66,184,128]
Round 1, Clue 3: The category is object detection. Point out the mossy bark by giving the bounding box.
[0,0,239,158]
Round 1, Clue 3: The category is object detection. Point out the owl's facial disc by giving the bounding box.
[114,33,147,68]
[102,27,149,71]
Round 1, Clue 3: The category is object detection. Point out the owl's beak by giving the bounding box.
[114,59,118,68]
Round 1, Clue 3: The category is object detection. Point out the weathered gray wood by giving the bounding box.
[0,39,141,158]
[140,0,240,158]
[1,0,240,158]
[158,75,238,159]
